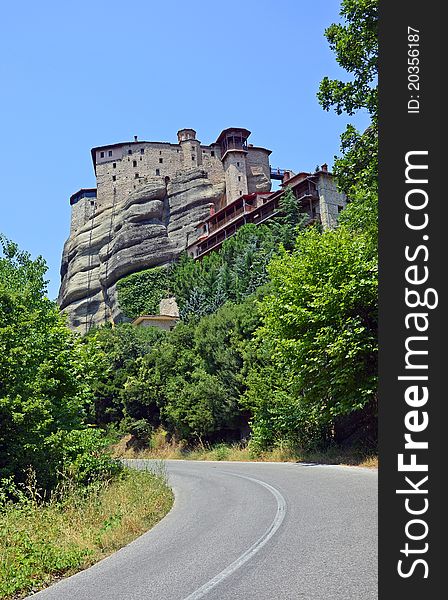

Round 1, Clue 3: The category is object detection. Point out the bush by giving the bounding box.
[0,237,117,493]
[83,323,164,427]
[0,468,173,599]
[58,429,122,486]
[116,267,172,320]
[245,226,377,449]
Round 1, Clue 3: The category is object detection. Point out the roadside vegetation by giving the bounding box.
[0,468,173,599]
[112,433,378,469]
[0,239,173,599]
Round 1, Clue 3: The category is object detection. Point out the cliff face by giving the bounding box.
[58,168,225,332]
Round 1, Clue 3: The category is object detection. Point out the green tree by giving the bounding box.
[318,0,378,232]
[246,227,378,449]
[0,237,116,491]
[318,0,378,119]
[125,297,262,444]
[118,223,280,323]
[268,187,309,250]
[83,323,164,426]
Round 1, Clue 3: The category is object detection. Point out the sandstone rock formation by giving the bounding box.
[58,169,225,332]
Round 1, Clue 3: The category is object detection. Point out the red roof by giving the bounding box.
[215,127,251,145]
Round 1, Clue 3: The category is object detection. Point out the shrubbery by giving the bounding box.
[0,237,119,494]
[101,296,260,445]
[244,226,377,449]
[116,267,172,320]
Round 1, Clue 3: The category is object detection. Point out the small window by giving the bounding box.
[159,150,162,155]
[140,156,142,161]
[140,148,144,154]
[135,173,139,179]
[237,162,240,167]
[156,168,160,175]
[211,150,215,157]
[100,151,105,158]
[238,176,241,182]
[108,150,113,157]
[113,162,116,169]
[133,160,137,167]
[90,200,95,206]
[112,175,116,181]
[239,190,242,195]
[338,205,344,213]
[191,155,195,161]
[159,157,163,163]
[128,149,132,155]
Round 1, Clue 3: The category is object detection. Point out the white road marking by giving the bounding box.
[181,471,287,600]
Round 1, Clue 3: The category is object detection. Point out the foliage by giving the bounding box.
[318,0,378,233]
[117,215,308,324]
[317,0,378,118]
[82,323,164,427]
[244,227,377,449]
[57,429,122,486]
[116,267,172,320]
[116,224,277,323]
[243,353,324,451]
[0,237,116,493]
[124,297,261,444]
[268,186,310,250]
[174,217,309,318]
[0,468,173,599]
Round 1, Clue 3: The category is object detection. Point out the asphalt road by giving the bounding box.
[31,460,377,600]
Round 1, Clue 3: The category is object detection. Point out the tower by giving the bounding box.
[69,188,97,234]
[177,128,202,167]
[216,128,250,203]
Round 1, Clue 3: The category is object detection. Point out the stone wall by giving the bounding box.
[91,140,228,216]
[316,173,346,229]
[222,151,249,203]
[246,147,271,194]
[70,195,96,234]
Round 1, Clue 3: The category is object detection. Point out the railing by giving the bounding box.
[220,138,248,156]
[270,167,285,180]
[209,205,246,234]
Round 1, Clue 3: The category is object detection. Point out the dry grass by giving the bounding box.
[0,468,173,599]
[112,433,378,469]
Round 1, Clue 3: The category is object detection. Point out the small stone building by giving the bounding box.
[132,297,180,331]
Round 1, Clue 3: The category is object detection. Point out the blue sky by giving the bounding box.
[0,0,369,300]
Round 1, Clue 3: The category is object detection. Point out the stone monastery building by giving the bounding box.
[60,127,346,332]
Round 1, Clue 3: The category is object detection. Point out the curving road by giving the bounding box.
[31,460,377,600]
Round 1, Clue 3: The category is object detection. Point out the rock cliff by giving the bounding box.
[58,169,225,332]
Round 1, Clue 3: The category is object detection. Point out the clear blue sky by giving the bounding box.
[0,0,369,300]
